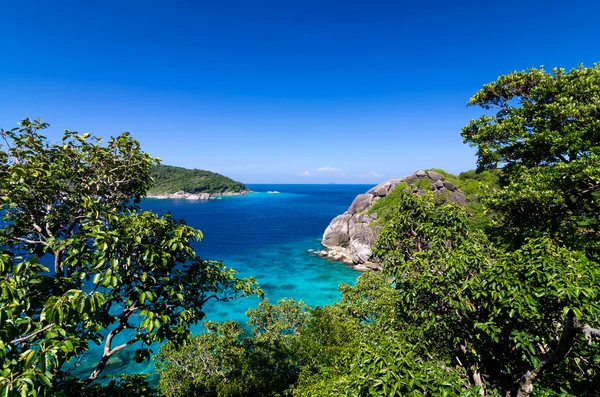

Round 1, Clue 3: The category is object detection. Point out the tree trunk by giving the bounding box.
[458,343,485,396]
[54,248,64,276]
[86,307,138,384]
[513,312,600,397]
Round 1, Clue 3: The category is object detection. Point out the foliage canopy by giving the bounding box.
[461,64,600,258]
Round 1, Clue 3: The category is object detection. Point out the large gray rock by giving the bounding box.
[355,211,375,224]
[321,170,467,270]
[401,174,418,183]
[443,181,457,191]
[449,191,467,204]
[323,231,349,247]
[372,182,392,197]
[427,171,444,181]
[431,179,444,191]
[347,216,362,237]
[326,214,352,235]
[348,193,374,215]
[322,214,352,247]
[350,225,382,264]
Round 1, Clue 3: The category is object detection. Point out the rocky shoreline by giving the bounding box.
[310,247,383,272]
[147,190,252,200]
[319,170,465,271]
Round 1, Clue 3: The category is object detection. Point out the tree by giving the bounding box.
[370,189,600,396]
[156,299,310,397]
[461,64,600,258]
[450,65,600,395]
[0,119,260,396]
[371,191,474,282]
[290,271,480,397]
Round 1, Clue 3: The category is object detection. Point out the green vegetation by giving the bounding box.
[368,181,408,221]
[462,64,600,260]
[148,164,248,195]
[2,63,600,396]
[156,299,313,396]
[368,169,499,229]
[0,120,260,396]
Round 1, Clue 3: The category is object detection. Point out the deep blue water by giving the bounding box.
[68,184,372,382]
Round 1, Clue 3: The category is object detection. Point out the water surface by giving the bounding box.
[68,184,373,381]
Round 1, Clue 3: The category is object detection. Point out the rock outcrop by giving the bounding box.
[320,170,466,271]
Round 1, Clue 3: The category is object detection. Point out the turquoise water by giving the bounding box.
[67,184,373,382]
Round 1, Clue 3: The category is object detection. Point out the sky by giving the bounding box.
[1,0,599,183]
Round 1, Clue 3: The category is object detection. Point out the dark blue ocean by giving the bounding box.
[68,184,373,382]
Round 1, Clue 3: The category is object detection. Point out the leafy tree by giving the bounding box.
[461,239,600,396]
[155,320,249,397]
[371,191,476,283]
[292,272,480,397]
[156,299,310,397]
[370,188,600,396]
[461,64,600,258]
[0,119,260,396]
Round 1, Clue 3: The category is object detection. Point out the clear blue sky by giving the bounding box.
[1,0,599,183]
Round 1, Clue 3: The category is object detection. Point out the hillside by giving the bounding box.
[320,168,500,270]
[148,164,248,195]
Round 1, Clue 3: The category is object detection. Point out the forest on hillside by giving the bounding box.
[148,164,248,194]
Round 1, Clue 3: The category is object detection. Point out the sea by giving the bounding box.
[66,184,373,383]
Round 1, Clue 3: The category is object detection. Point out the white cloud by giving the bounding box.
[357,171,384,178]
[316,166,344,175]
[299,170,310,176]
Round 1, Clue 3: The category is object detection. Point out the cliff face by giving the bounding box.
[320,170,466,271]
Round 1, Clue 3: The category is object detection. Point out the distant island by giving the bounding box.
[147,164,250,199]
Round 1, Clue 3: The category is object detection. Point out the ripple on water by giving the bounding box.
[67,184,371,384]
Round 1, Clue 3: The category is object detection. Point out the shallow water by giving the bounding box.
[66,184,373,382]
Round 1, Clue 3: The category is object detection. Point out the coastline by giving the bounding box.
[146,190,253,200]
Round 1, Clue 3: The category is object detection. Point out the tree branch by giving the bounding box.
[29,214,43,234]
[11,323,55,345]
[10,236,47,246]
[86,304,138,383]
[581,324,600,344]
[86,335,137,384]
[64,215,87,235]
[458,343,485,396]
[514,313,599,397]
[582,184,599,194]
[54,248,65,276]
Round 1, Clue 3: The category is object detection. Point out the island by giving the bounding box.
[147,164,251,199]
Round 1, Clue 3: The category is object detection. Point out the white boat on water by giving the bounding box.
[267,191,280,194]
